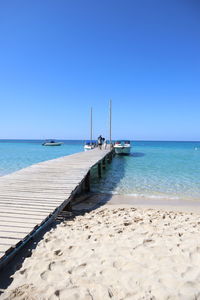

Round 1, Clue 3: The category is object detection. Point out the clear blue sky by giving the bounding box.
[0,0,200,140]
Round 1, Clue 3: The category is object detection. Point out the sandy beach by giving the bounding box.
[1,195,200,300]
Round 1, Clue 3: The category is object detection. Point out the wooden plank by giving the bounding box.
[0,216,43,224]
[0,192,72,198]
[0,202,61,210]
[0,225,30,236]
[0,178,84,183]
[0,226,33,233]
[0,221,37,227]
[0,238,21,246]
[0,207,53,215]
[0,213,46,221]
[0,184,79,189]
[0,204,56,213]
[0,200,70,206]
[0,191,74,196]
[0,244,14,252]
[0,231,27,239]
[0,197,62,204]
[0,225,34,231]
[0,193,72,198]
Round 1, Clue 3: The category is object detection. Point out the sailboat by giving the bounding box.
[84,108,96,151]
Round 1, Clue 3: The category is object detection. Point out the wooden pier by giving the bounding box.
[0,148,113,269]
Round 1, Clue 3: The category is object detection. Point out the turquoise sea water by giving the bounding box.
[0,140,83,176]
[91,141,200,201]
[1,140,200,201]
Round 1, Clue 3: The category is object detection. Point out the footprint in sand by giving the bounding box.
[40,271,48,280]
[75,263,87,274]
[54,249,63,256]
[19,268,27,275]
[143,239,155,245]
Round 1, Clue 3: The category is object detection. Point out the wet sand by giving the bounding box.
[1,194,200,300]
[74,193,200,213]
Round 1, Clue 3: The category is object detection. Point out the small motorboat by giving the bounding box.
[84,140,97,151]
[114,140,131,155]
[42,140,63,146]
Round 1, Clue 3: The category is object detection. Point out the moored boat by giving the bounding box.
[42,140,63,146]
[84,140,97,151]
[114,140,131,155]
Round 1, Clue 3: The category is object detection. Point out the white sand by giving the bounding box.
[2,204,200,300]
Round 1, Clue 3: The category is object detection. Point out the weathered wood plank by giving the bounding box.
[0,238,21,246]
[0,225,34,232]
[0,216,44,223]
[0,211,48,219]
[0,201,61,208]
[0,245,14,252]
[0,207,53,214]
[0,231,28,239]
[0,197,62,204]
[0,228,31,235]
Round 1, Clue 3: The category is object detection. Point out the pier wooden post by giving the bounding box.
[108,152,112,164]
[98,163,102,178]
[63,201,72,211]
[102,158,106,169]
[85,171,90,192]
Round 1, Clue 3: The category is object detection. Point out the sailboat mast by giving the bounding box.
[109,99,112,149]
[90,107,93,145]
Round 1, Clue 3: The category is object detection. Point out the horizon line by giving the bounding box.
[0,139,200,143]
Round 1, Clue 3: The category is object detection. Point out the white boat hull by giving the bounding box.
[114,145,131,155]
[84,145,94,151]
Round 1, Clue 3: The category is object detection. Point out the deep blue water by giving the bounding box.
[1,140,200,201]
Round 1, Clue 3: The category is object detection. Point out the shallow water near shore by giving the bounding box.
[91,141,200,202]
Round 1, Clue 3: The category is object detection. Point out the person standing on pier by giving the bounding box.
[98,135,103,149]
[102,137,107,149]
[103,138,107,149]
